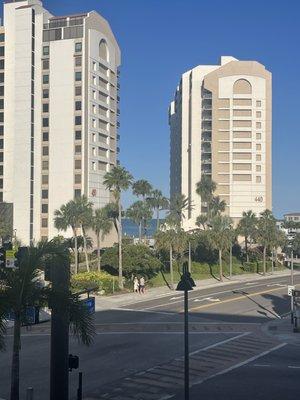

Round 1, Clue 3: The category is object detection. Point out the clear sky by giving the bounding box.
[16,1,300,217]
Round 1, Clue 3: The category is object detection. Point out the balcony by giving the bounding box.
[202,121,212,130]
[201,143,211,154]
[202,133,211,142]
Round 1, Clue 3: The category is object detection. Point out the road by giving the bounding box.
[0,273,299,400]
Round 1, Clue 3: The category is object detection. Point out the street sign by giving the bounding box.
[82,297,95,314]
[288,285,295,296]
[5,250,16,269]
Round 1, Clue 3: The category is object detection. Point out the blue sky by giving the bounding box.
[14,1,300,217]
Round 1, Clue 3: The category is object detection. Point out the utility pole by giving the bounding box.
[47,256,70,400]
[188,241,192,273]
[291,249,294,286]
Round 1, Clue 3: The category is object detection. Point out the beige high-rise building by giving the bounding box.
[0,0,120,244]
[169,56,272,229]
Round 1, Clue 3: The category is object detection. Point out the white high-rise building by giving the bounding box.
[169,56,272,230]
[0,0,120,244]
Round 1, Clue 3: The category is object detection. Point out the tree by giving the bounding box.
[0,240,95,400]
[196,214,208,230]
[237,210,258,262]
[210,196,226,217]
[132,179,152,200]
[209,214,233,282]
[126,201,152,242]
[255,209,277,276]
[167,194,189,229]
[101,243,161,279]
[54,201,80,273]
[92,207,113,272]
[196,176,217,217]
[103,166,133,289]
[147,189,169,231]
[74,196,93,272]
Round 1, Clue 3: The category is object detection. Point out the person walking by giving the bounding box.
[133,276,139,293]
[139,276,145,294]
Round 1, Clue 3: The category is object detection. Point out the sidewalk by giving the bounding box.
[263,316,300,346]
[95,269,298,311]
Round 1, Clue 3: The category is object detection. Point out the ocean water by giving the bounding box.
[122,218,161,238]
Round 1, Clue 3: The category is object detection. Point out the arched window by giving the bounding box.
[233,79,252,94]
[99,39,109,62]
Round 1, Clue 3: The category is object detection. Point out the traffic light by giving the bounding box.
[68,354,79,371]
[14,247,28,268]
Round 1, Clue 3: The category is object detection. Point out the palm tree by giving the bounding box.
[167,193,189,229]
[196,214,208,230]
[132,179,152,200]
[196,175,217,217]
[147,189,169,231]
[255,209,277,276]
[54,202,80,273]
[126,201,152,242]
[103,165,133,289]
[0,240,95,400]
[92,207,113,272]
[74,196,93,272]
[209,214,233,282]
[237,210,258,262]
[210,196,226,217]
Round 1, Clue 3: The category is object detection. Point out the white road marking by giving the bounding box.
[288,365,300,369]
[267,284,286,287]
[252,364,271,367]
[170,296,182,300]
[189,332,250,356]
[194,297,220,303]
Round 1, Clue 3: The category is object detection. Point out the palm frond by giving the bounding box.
[69,295,95,346]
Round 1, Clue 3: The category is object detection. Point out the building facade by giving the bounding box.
[169,56,272,230]
[1,0,120,244]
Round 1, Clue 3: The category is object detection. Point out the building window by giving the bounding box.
[0,73,4,84]
[0,99,3,109]
[43,89,49,99]
[256,111,262,118]
[43,46,49,56]
[43,132,49,141]
[0,47,4,57]
[256,165,261,172]
[75,131,81,140]
[256,122,261,129]
[0,165,3,175]
[256,100,261,107]
[43,75,49,84]
[75,174,81,184]
[42,175,49,184]
[75,86,82,96]
[75,72,82,82]
[0,126,3,136]
[43,103,49,113]
[74,189,81,198]
[0,86,4,96]
[256,144,261,151]
[75,116,82,125]
[0,60,4,70]
[256,176,261,183]
[41,218,48,228]
[0,139,2,149]
[42,204,48,214]
[256,133,261,140]
[43,60,49,70]
[42,160,49,170]
[256,154,261,161]
[75,101,81,111]
[0,152,3,162]
[75,57,82,67]
[75,145,81,154]
[43,118,49,127]
[75,42,82,52]
[0,179,3,189]
[75,159,81,169]
[42,190,48,199]
[0,33,4,42]
[42,146,49,156]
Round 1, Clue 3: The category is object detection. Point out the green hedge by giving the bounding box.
[71,271,119,295]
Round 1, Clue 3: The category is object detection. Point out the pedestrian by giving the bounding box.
[133,276,139,293]
[139,276,145,294]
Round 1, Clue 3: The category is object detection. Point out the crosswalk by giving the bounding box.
[84,332,284,400]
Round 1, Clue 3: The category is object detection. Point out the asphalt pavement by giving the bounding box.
[1,270,300,400]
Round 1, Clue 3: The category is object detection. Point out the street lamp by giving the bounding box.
[176,261,196,400]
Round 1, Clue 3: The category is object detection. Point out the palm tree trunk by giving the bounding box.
[245,236,249,262]
[170,245,174,290]
[156,208,160,231]
[10,312,21,400]
[97,234,101,272]
[263,246,266,276]
[118,198,123,289]
[138,221,142,242]
[73,227,78,274]
[81,225,90,272]
[219,249,223,282]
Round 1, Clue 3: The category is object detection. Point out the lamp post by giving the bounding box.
[176,261,196,400]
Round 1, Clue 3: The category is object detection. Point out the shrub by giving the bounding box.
[71,271,118,295]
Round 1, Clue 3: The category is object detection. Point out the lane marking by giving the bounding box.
[189,332,250,356]
[189,286,287,312]
[267,284,286,287]
[138,278,292,312]
[194,297,220,303]
[112,307,174,316]
[288,365,300,369]
[252,364,270,367]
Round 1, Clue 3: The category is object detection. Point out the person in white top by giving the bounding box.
[133,276,139,293]
[139,276,145,294]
